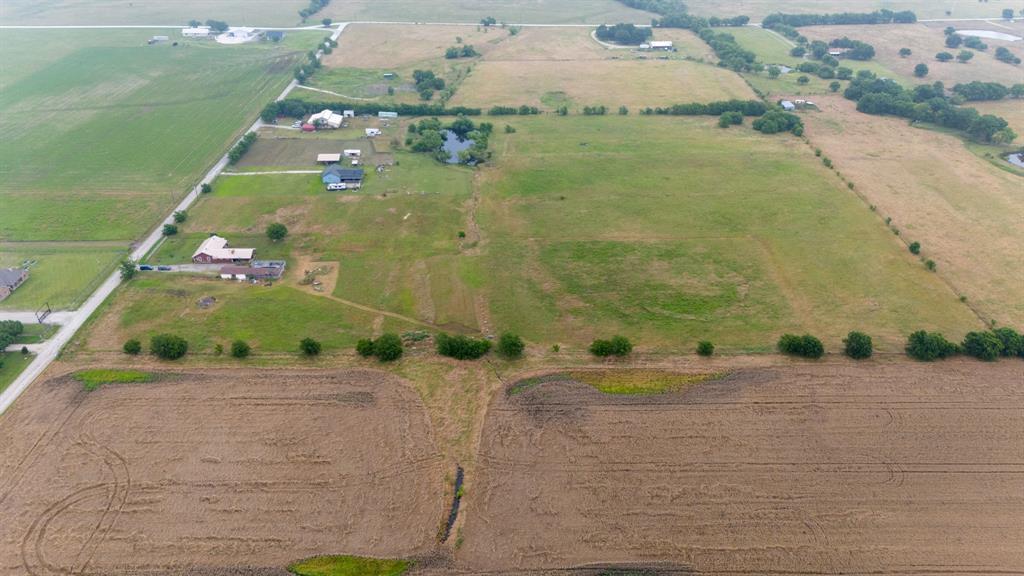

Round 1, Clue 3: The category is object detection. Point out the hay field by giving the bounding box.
[449,59,756,110]
[0,369,444,573]
[476,115,979,351]
[0,0,306,26]
[685,0,1024,20]
[803,95,1024,327]
[324,24,510,69]
[799,23,1024,85]
[321,0,655,24]
[973,98,1024,136]
[462,362,1024,573]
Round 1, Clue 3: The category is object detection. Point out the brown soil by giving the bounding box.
[0,369,445,575]
[457,361,1024,574]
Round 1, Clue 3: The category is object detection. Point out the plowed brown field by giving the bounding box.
[459,362,1024,575]
[0,369,444,575]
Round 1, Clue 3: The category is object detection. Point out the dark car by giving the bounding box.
[157,266,172,271]
[139,265,154,271]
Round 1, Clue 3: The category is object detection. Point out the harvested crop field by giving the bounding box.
[0,369,444,574]
[324,24,510,70]
[459,361,1024,574]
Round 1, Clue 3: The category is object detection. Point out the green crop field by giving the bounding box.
[0,0,308,26]
[0,29,316,309]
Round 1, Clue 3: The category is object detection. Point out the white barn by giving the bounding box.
[182,26,211,38]
[650,40,674,50]
[308,109,343,129]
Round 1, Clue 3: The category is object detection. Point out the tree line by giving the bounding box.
[639,99,766,116]
[488,105,540,115]
[227,132,257,164]
[844,73,1017,144]
[596,23,652,45]
[262,99,482,123]
[952,81,1024,101]
[298,0,330,21]
[763,9,917,28]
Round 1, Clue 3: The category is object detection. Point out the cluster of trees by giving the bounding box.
[0,321,24,365]
[996,46,1022,65]
[293,38,332,84]
[697,28,756,71]
[945,31,989,51]
[436,333,491,359]
[203,19,229,32]
[413,70,446,100]
[640,99,767,116]
[596,23,652,45]
[790,60,853,80]
[480,16,497,27]
[829,37,875,60]
[407,116,493,164]
[718,110,743,127]
[953,81,1024,101]
[298,0,330,21]
[357,333,404,361]
[262,99,482,123]
[445,45,480,59]
[778,334,825,358]
[752,109,804,135]
[844,73,1016,144]
[227,131,257,164]
[488,105,540,115]
[907,327,1024,362]
[150,334,188,360]
[706,15,750,27]
[582,105,609,115]
[590,336,633,357]
[763,9,916,28]
[614,0,686,15]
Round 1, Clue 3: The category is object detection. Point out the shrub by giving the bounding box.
[150,334,188,360]
[373,333,404,361]
[590,335,633,357]
[696,340,715,356]
[162,224,178,236]
[123,339,142,355]
[355,338,375,357]
[266,222,288,241]
[905,330,959,361]
[497,332,525,359]
[992,327,1024,357]
[843,331,873,359]
[436,333,491,360]
[908,241,921,255]
[173,210,187,223]
[925,259,936,271]
[231,340,251,358]
[913,63,929,77]
[778,334,825,359]
[201,183,212,194]
[961,331,1003,361]
[300,337,322,356]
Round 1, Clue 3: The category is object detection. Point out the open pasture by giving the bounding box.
[449,59,756,110]
[803,95,1024,328]
[0,369,444,573]
[477,115,979,351]
[461,362,1024,573]
[685,0,1024,20]
[0,0,307,25]
[799,23,1024,85]
[325,24,509,69]
[321,0,654,24]
[0,245,124,310]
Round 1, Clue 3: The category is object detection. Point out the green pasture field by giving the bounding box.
[685,0,1022,20]
[476,115,980,352]
[0,0,308,26]
[108,275,404,355]
[13,323,57,344]
[0,246,124,310]
[0,352,33,396]
[729,27,802,66]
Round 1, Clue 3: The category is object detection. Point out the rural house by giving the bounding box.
[219,260,286,281]
[308,109,343,129]
[0,268,28,302]
[649,40,674,50]
[192,235,255,264]
[322,164,364,188]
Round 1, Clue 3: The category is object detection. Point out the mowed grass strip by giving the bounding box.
[480,115,980,351]
[0,352,34,395]
[74,369,154,391]
[288,555,410,576]
[570,370,723,395]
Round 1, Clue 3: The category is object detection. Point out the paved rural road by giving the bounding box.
[0,23,348,416]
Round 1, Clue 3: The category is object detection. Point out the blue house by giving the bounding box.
[322,164,364,188]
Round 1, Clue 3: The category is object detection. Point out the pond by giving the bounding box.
[957,29,1023,42]
[1007,152,1024,169]
[441,130,475,164]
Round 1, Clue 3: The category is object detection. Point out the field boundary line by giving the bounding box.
[295,84,380,101]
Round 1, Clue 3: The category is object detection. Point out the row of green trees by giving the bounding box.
[227,131,257,164]
[908,328,1024,361]
[639,99,767,117]
[0,321,25,368]
[298,0,330,21]
[763,9,916,28]
[595,23,652,46]
[952,81,1024,102]
[262,99,482,123]
[444,45,479,59]
[487,105,540,116]
[126,334,324,360]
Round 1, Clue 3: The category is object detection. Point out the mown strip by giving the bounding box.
[287,556,410,576]
[74,369,154,392]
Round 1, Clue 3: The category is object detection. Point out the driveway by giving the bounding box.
[139,264,223,274]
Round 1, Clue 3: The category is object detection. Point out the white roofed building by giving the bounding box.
[182,26,211,38]
[649,40,674,50]
[192,235,255,264]
[308,109,343,128]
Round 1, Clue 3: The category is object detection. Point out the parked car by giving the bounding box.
[291,121,302,128]
[139,265,154,271]
[157,266,172,271]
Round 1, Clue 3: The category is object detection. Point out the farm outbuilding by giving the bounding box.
[182,26,211,38]
[317,153,342,164]
[219,261,285,281]
[0,268,28,302]
[365,128,382,137]
[378,111,398,119]
[780,100,796,111]
[649,40,674,50]
[344,149,361,158]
